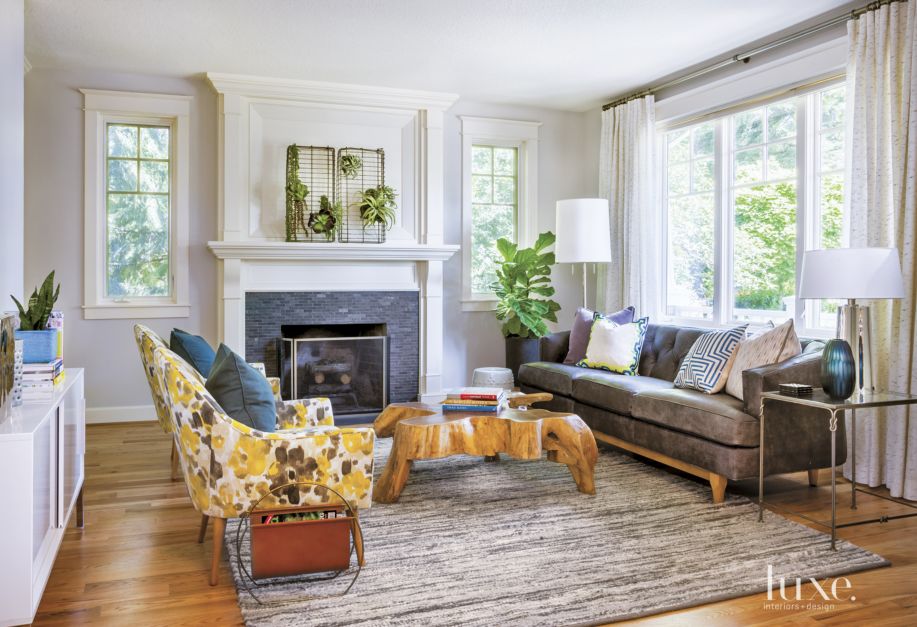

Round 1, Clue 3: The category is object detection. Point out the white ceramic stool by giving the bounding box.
[471,367,514,390]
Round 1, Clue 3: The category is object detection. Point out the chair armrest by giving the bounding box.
[211,422,375,511]
[539,331,571,363]
[267,377,281,402]
[743,352,822,417]
[275,397,335,430]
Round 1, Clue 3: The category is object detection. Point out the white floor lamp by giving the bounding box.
[555,199,612,309]
[798,247,905,393]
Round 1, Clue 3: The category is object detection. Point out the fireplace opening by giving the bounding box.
[280,323,388,417]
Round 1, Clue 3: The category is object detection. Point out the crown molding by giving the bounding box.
[205,72,459,111]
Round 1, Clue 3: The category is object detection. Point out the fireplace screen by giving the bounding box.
[281,336,387,416]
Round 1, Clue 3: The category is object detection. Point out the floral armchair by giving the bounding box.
[150,343,374,585]
[133,324,285,477]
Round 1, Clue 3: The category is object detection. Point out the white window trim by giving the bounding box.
[656,79,844,340]
[460,116,540,312]
[82,89,191,320]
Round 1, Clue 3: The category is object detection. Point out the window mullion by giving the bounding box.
[714,118,729,326]
[796,95,814,332]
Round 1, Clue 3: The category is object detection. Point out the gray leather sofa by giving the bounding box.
[518,323,846,502]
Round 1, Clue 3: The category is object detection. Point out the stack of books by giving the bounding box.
[778,383,813,397]
[442,387,507,412]
[21,358,64,402]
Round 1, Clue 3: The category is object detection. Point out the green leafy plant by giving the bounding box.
[339,154,363,179]
[308,195,342,241]
[285,145,311,241]
[492,232,560,338]
[357,185,397,230]
[12,271,60,331]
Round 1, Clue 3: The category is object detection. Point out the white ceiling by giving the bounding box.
[25,0,852,111]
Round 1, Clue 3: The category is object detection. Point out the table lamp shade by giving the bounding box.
[799,247,905,300]
[555,199,612,263]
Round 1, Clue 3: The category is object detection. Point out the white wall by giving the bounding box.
[24,69,218,417]
[1,0,24,304]
[24,68,593,414]
[442,100,593,388]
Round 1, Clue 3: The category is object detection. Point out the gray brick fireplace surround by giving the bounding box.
[245,291,420,408]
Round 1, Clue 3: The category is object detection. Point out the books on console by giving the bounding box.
[21,358,64,401]
[442,387,507,412]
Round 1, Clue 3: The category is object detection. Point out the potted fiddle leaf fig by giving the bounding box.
[491,232,561,380]
[11,271,61,363]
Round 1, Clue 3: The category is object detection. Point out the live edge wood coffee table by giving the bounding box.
[372,392,598,503]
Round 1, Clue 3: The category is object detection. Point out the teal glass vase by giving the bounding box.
[821,339,855,400]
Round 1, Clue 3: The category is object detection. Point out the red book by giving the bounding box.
[445,387,506,401]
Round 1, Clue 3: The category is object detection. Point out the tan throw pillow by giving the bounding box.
[725,319,802,400]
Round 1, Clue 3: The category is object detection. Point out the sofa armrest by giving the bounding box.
[743,352,822,417]
[539,331,570,363]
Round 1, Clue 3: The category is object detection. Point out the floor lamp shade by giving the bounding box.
[798,247,905,394]
[555,199,612,309]
[555,199,612,264]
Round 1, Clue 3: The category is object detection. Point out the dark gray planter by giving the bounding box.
[505,336,539,383]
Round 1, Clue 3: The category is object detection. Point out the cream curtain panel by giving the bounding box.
[845,0,917,499]
[597,96,659,317]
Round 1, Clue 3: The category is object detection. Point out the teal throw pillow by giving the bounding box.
[205,344,276,432]
[170,329,216,377]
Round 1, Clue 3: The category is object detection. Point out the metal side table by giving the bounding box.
[758,389,917,550]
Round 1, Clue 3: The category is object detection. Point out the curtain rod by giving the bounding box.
[601,0,902,112]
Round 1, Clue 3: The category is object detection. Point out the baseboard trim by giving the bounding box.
[86,404,157,424]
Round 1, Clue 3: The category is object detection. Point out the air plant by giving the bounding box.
[339,154,363,179]
[357,185,397,230]
[308,195,341,241]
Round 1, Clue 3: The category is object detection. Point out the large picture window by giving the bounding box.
[662,83,846,334]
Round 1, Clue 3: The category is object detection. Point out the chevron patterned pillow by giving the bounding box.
[673,325,748,394]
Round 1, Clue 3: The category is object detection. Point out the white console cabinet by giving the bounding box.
[0,369,85,627]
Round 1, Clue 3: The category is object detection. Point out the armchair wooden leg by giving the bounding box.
[351,511,365,567]
[709,474,727,504]
[209,517,226,586]
[197,514,209,544]
[808,468,821,487]
[170,441,180,481]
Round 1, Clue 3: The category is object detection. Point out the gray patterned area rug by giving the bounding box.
[227,438,888,626]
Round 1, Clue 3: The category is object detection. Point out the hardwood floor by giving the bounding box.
[34,422,917,626]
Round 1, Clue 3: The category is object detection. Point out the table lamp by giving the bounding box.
[555,199,612,308]
[798,247,905,393]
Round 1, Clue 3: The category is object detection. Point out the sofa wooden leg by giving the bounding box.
[709,474,727,504]
[808,468,821,487]
[197,514,209,544]
[209,517,226,586]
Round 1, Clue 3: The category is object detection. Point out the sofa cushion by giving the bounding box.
[563,306,635,364]
[725,319,801,400]
[573,373,674,415]
[630,388,759,447]
[517,362,594,397]
[578,317,648,375]
[638,324,707,380]
[673,325,746,394]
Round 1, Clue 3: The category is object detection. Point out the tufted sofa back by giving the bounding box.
[637,324,707,380]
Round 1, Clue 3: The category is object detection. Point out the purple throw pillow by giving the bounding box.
[563,305,636,365]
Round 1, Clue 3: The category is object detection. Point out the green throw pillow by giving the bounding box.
[204,344,276,433]
[170,329,216,377]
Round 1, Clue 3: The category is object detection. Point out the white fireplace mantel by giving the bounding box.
[207,240,459,262]
[207,73,459,402]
